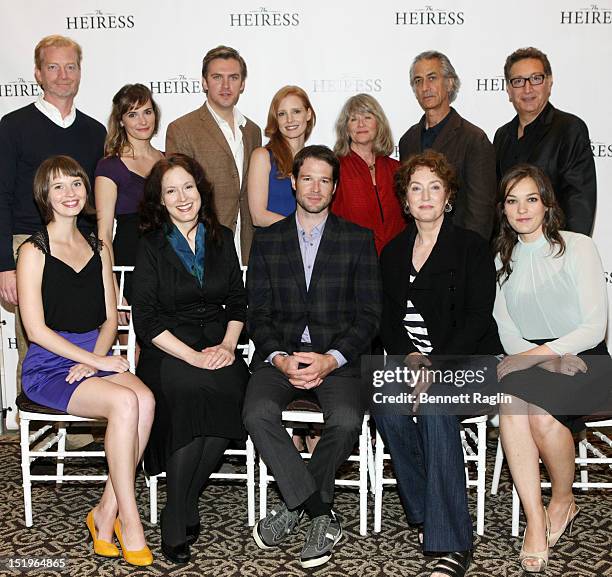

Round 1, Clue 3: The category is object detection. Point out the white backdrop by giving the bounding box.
[1,0,611,427]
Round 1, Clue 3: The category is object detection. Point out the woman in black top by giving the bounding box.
[132,153,249,564]
[17,156,154,566]
[374,150,500,577]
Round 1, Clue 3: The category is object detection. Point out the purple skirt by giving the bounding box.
[22,329,115,412]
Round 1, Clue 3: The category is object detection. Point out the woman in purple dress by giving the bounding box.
[247,85,316,226]
[17,156,155,566]
[95,84,163,301]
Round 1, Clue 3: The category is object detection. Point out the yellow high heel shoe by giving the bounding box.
[519,509,549,573]
[548,501,581,547]
[86,510,119,558]
[113,518,153,566]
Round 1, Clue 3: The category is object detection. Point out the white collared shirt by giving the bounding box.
[205,100,246,186]
[35,95,76,128]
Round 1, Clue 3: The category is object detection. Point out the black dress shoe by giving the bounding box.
[161,540,190,564]
[186,522,201,546]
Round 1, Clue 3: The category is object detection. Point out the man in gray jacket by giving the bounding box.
[399,51,496,240]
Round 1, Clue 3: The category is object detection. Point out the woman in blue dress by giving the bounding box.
[17,155,155,566]
[247,85,316,226]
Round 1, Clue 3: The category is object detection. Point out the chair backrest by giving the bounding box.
[112,265,136,372]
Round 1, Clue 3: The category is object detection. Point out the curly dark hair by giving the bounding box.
[394,149,458,214]
[140,153,222,244]
[494,164,565,284]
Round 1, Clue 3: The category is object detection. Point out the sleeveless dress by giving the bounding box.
[266,150,295,216]
[21,229,114,412]
[95,156,146,299]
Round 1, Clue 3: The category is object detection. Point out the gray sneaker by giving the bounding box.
[252,502,303,550]
[300,511,343,568]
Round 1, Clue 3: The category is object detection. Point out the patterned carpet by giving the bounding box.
[0,432,611,577]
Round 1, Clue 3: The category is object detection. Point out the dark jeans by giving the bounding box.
[374,413,473,552]
[243,365,364,509]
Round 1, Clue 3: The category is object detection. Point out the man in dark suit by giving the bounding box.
[244,145,381,569]
[166,46,261,263]
[494,46,596,236]
[399,50,496,240]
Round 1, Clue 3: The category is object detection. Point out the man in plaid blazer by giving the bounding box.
[244,145,381,568]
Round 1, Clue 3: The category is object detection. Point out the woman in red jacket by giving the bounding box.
[332,94,405,254]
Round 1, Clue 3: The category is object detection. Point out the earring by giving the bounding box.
[403,203,411,215]
[444,201,453,213]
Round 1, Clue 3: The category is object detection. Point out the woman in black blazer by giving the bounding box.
[375,150,500,577]
[132,154,249,564]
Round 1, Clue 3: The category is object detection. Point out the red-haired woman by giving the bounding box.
[248,85,315,226]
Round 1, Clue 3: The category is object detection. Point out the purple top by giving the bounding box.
[94,156,145,215]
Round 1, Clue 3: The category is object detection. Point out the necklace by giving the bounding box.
[368,163,375,171]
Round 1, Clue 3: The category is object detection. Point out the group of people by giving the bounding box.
[0,34,608,577]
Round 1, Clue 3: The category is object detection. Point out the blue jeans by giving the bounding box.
[375,413,473,552]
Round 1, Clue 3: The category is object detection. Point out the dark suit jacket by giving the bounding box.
[380,217,501,356]
[494,103,596,236]
[399,108,496,241]
[132,226,246,351]
[247,213,382,374]
[166,104,262,263]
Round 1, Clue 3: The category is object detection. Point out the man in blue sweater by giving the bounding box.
[0,34,106,388]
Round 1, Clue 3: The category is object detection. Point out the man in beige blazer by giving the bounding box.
[166,46,261,263]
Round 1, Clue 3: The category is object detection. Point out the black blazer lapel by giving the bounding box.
[281,216,307,301]
[523,104,555,163]
[158,233,194,280]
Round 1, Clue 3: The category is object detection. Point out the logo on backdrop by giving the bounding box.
[395,6,465,25]
[66,10,135,30]
[0,78,42,98]
[148,76,203,95]
[591,140,612,158]
[229,7,299,27]
[312,76,382,93]
[560,5,612,24]
[476,76,506,91]
[604,272,612,284]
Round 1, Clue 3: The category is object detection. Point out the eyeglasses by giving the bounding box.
[508,73,547,88]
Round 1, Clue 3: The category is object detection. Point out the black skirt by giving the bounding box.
[113,212,139,301]
[501,340,612,433]
[138,342,249,476]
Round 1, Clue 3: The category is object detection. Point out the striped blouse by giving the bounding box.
[403,262,432,354]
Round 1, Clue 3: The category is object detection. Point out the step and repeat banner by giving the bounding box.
[1,0,611,427]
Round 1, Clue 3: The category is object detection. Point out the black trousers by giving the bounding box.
[243,365,364,509]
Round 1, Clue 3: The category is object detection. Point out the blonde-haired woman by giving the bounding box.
[248,85,316,227]
[332,94,405,254]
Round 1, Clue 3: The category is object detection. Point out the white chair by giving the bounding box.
[146,339,257,527]
[258,404,372,536]
[18,266,135,526]
[500,416,612,536]
[372,415,488,536]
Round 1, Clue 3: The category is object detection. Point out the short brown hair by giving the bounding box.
[395,150,458,210]
[33,156,94,224]
[503,47,552,82]
[34,35,82,70]
[202,45,247,79]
